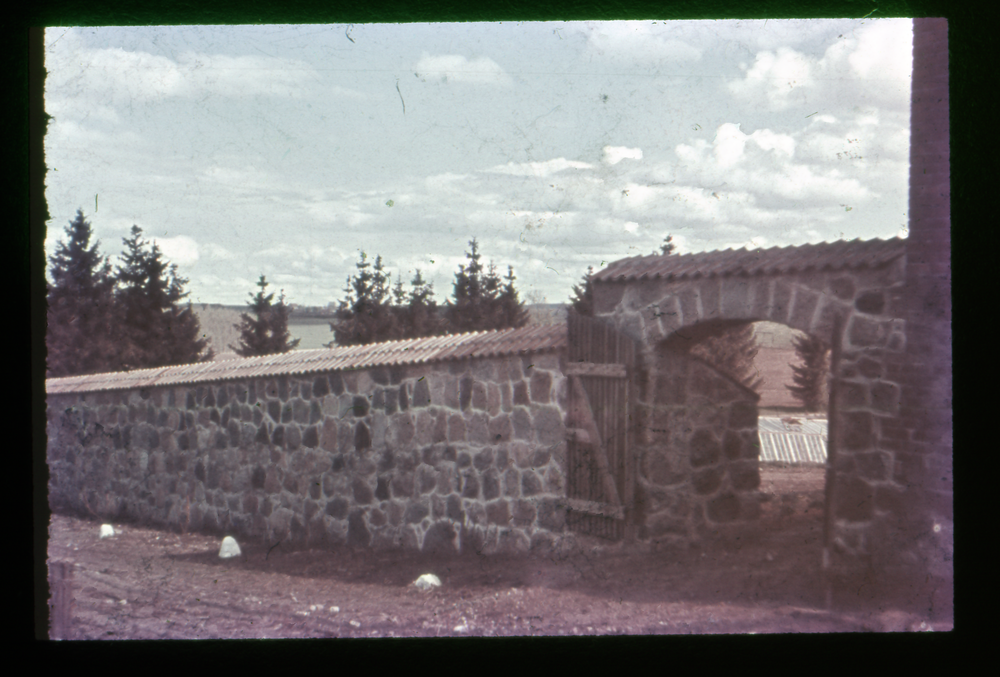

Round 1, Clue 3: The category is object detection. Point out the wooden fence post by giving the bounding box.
[49,560,74,640]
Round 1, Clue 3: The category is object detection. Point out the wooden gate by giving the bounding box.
[563,312,637,541]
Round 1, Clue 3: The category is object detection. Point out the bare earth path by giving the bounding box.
[46,466,949,639]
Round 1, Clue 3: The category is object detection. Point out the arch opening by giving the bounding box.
[633,318,835,556]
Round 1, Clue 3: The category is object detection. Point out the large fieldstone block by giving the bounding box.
[481,468,501,500]
[533,407,564,445]
[728,401,757,430]
[352,477,373,504]
[486,499,510,525]
[706,493,741,523]
[422,521,458,554]
[404,501,430,524]
[347,509,371,546]
[692,466,723,495]
[512,499,536,527]
[521,470,543,496]
[461,472,480,499]
[836,476,874,521]
[729,461,761,490]
[642,449,686,486]
[511,408,532,440]
[842,411,874,450]
[536,498,566,531]
[689,429,721,467]
[413,379,431,408]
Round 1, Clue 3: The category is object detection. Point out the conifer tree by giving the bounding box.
[498,265,530,329]
[46,209,119,377]
[445,238,528,333]
[658,234,676,255]
[114,225,212,370]
[690,323,764,393]
[401,269,444,339]
[230,275,301,356]
[786,333,830,412]
[568,266,595,317]
[329,252,397,346]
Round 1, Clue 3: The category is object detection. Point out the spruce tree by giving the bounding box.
[786,333,830,412]
[401,269,444,339]
[329,252,397,346]
[46,209,119,377]
[230,275,301,356]
[445,238,528,333]
[690,323,764,392]
[114,225,212,370]
[498,265,530,329]
[658,234,676,255]
[568,266,595,317]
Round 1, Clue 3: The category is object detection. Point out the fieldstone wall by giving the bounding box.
[46,352,572,556]
[593,258,911,568]
[633,346,762,547]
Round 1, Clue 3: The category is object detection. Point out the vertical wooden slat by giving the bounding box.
[49,560,74,640]
[565,313,638,542]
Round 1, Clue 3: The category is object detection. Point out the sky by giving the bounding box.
[43,19,913,308]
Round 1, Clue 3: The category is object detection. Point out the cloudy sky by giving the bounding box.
[43,19,913,308]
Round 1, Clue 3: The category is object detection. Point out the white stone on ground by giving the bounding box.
[413,573,441,591]
[218,536,241,558]
[99,524,115,539]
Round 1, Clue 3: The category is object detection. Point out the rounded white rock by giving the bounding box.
[412,573,441,591]
[99,524,115,539]
[218,536,242,559]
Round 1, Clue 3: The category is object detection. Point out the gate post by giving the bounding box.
[49,560,74,640]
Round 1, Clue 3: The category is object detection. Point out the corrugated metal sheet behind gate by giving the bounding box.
[757,417,828,464]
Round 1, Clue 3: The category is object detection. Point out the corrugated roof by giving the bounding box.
[46,324,568,395]
[592,237,906,283]
[758,416,828,464]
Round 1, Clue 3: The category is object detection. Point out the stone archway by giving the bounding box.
[590,238,908,566]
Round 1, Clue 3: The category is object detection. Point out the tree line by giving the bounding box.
[45,211,531,378]
[46,211,828,411]
[330,238,528,347]
[46,210,213,377]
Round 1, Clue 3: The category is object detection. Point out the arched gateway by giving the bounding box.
[582,237,908,569]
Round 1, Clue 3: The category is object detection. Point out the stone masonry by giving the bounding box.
[47,352,571,556]
[593,250,912,569]
[634,346,762,547]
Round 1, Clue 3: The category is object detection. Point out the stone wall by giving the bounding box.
[46,352,572,556]
[593,255,913,569]
[633,346,761,547]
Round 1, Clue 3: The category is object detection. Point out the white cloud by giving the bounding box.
[484,158,594,177]
[727,19,912,115]
[152,235,199,267]
[581,21,702,63]
[713,123,748,168]
[728,47,814,110]
[413,53,513,86]
[602,146,643,165]
[202,243,236,260]
[45,30,319,110]
[846,20,913,82]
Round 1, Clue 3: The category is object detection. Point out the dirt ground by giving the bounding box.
[46,466,950,639]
